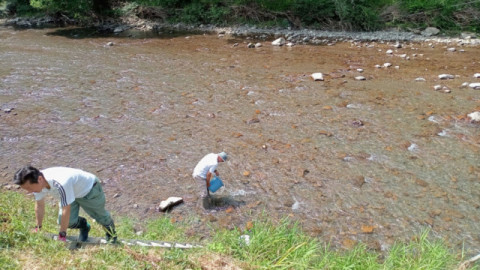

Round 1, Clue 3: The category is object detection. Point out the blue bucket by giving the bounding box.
[209,176,224,193]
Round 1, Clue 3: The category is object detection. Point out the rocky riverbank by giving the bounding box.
[2,15,480,46]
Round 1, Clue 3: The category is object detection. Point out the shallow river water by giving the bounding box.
[1,26,479,253]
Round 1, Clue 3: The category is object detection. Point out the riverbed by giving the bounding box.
[1,25,479,252]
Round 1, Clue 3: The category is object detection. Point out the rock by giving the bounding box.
[106,42,114,46]
[247,43,255,48]
[311,73,324,81]
[447,47,456,52]
[286,42,295,47]
[383,63,392,68]
[468,111,480,122]
[355,76,366,81]
[415,77,426,82]
[272,37,285,46]
[386,49,393,54]
[421,27,440,37]
[438,74,455,80]
[434,85,442,91]
[474,73,480,78]
[357,68,364,73]
[255,42,262,48]
[159,197,183,212]
[469,83,480,89]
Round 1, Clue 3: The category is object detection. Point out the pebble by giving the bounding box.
[474,73,480,78]
[386,49,393,54]
[383,63,392,68]
[355,76,366,81]
[469,83,480,89]
[438,74,455,80]
[434,85,442,91]
[468,111,480,122]
[415,77,426,82]
[311,73,324,81]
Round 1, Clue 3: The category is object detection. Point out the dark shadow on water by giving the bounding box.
[203,195,245,210]
[45,27,205,39]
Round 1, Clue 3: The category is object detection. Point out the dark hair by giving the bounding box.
[13,166,42,185]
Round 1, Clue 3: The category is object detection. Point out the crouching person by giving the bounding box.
[13,166,117,243]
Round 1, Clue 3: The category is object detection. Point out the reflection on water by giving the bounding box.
[1,26,479,253]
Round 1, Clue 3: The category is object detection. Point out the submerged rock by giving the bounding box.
[468,111,480,122]
[311,73,324,81]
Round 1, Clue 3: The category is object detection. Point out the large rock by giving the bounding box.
[421,27,440,37]
[159,197,183,211]
[272,37,286,46]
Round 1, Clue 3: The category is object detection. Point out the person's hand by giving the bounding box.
[58,231,67,242]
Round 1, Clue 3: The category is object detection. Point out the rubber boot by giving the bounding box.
[103,222,117,243]
[70,216,90,242]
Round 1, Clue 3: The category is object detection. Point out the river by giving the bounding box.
[1,25,479,253]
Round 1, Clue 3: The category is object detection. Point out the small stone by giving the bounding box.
[415,77,426,82]
[311,73,324,81]
[106,42,114,46]
[243,171,251,177]
[469,83,480,89]
[355,76,366,81]
[247,43,255,48]
[113,193,120,198]
[468,111,480,122]
[433,85,442,91]
[474,73,480,78]
[357,68,364,73]
[383,63,392,68]
[447,47,456,52]
[386,49,393,54]
[255,43,262,48]
[438,74,455,80]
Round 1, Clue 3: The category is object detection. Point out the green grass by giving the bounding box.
[1,190,478,269]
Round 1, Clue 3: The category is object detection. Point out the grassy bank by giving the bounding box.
[0,190,477,269]
[2,0,480,33]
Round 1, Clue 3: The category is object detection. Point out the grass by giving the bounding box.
[1,190,478,269]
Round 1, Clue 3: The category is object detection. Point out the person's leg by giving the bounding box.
[193,176,211,209]
[77,179,116,242]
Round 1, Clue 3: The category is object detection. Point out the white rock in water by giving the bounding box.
[434,85,442,91]
[461,82,469,87]
[474,73,480,78]
[272,37,285,46]
[355,76,366,81]
[311,73,324,81]
[468,111,480,122]
[415,77,426,82]
[374,64,381,68]
[469,83,480,89]
[447,47,456,52]
[357,68,364,73]
[386,49,393,54]
[159,197,183,211]
[438,74,455,80]
[384,63,392,68]
[255,43,262,48]
[408,143,418,151]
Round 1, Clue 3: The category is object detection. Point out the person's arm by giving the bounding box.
[59,204,71,234]
[35,198,45,230]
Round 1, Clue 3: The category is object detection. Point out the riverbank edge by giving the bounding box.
[1,15,480,46]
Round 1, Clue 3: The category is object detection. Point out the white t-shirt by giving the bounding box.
[33,167,96,207]
[192,153,219,179]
